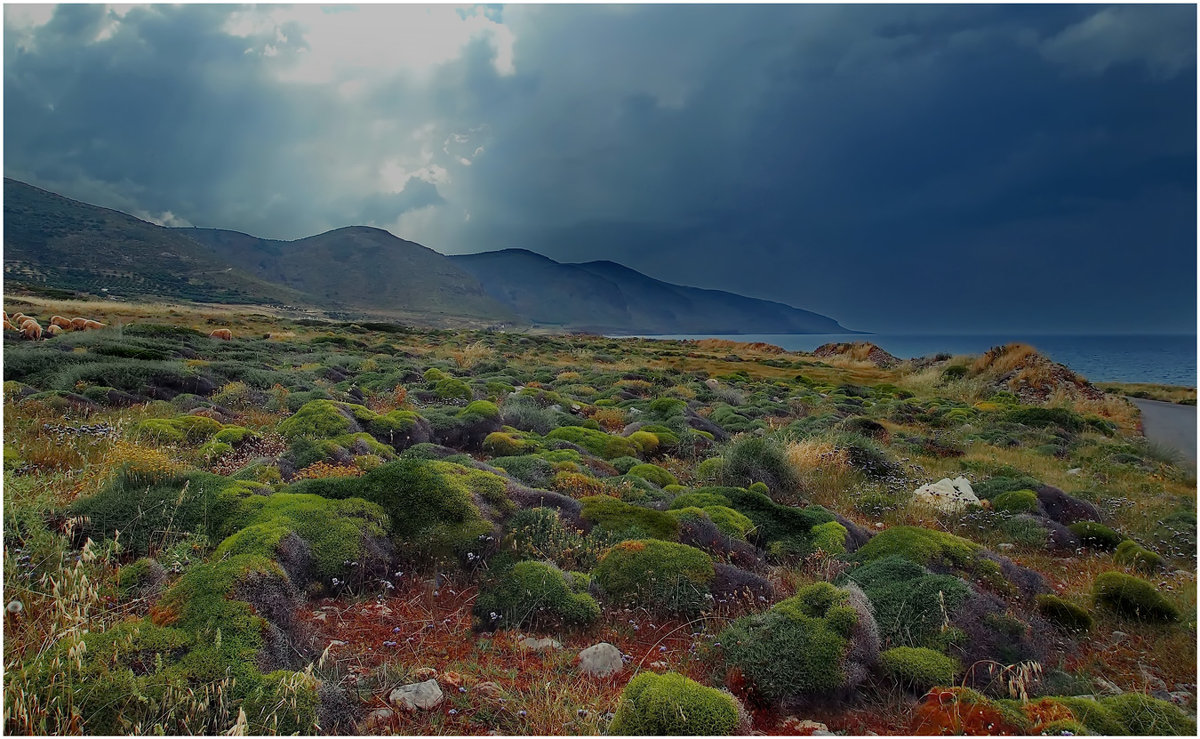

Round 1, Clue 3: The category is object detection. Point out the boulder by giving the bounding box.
[578,642,623,677]
[912,476,979,512]
[388,679,444,711]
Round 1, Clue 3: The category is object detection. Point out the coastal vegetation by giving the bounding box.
[2,293,1195,735]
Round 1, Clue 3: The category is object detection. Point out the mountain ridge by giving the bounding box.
[3,178,853,333]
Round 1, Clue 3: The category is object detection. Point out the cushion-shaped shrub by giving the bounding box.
[277,399,354,439]
[719,582,859,701]
[712,486,834,550]
[670,491,732,509]
[992,489,1039,514]
[1100,693,1196,735]
[880,646,960,691]
[483,431,536,457]
[844,556,971,649]
[702,506,755,540]
[288,459,506,561]
[580,495,678,540]
[609,671,740,736]
[610,456,641,474]
[474,561,599,630]
[1052,697,1128,736]
[132,415,224,444]
[1035,594,1093,632]
[717,436,799,493]
[810,520,848,555]
[627,463,677,487]
[1113,540,1164,573]
[593,539,714,614]
[1092,572,1180,622]
[853,526,982,576]
[1069,521,1125,551]
[546,426,639,459]
[628,430,661,454]
[434,377,473,401]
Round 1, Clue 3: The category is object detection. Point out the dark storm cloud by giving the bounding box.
[4,4,1195,332]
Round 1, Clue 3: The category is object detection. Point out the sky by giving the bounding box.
[3,3,1196,333]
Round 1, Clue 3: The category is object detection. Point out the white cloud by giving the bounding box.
[1041,6,1195,78]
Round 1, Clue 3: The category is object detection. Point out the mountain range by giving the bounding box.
[3,178,851,334]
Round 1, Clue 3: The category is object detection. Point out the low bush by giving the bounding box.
[609,671,741,736]
[992,489,1039,514]
[593,539,714,614]
[627,463,677,487]
[579,495,678,540]
[717,436,799,493]
[1113,540,1164,573]
[719,582,860,701]
[1092,572,1180,622]
[545,426,639,460]
[1100,693,1196,735]
[1069,521,1125,551]
[880,646,960,691]
[474,561,599,629]
[1035,594,1093,632]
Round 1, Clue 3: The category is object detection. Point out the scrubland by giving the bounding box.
[2,295,1196,736]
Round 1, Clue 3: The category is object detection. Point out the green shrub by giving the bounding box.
[1053,697,1128,736]
[483,431,536,457]
[844,556,970,649]
[1003,407,1085,432]
[73,468,255,555]
[973,475,1043,500]
[628,431,661,454]
[670,492,732,509]
[1092,572,1180,622]
[503,507,613,571]
[853,525,979,571]
[717,436,799,493]
[880,646,960,691]
[701,506,755,539]
[719,583,858,700]
[546,426,639,459]
[712,487,834,551]
[1035,594,1093,632]
[434,377,473,401]
[277,399,353,439]
[1100,693,1196,735]
[810,521,848,555]
[288,459,506,562]
[1069,521,1125,551]
[1113,540,1164,573]
[609,671,740,736]
[593,539,714,614]
[627,463,677,487]
[474,561,599,629]
[992,489,1039,514]
[580,495,678,540]
[1037,719,1088,736]
[132,415,224,444]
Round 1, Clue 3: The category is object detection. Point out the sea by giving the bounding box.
[628,333,1197,387]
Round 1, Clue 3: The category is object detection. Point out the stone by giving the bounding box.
[781,717,832,736]
[578,642,623,677]
[649,660,669,670]
[519,636,562,651]
[362,708,395,731]
[1094,677,1122,696]
[705,378,721,390]
[475,681,504,700]
[389,679,444,711]
[997,543,1015,551]
[1168,691,1193,706]
[411,667,438,682]
[912,476,980,512]
[1066,468,1083,475]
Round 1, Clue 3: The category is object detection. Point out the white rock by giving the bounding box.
[578,642,623,677]
[388,679,444,711]
[519,637,562,651]
[705,378,721,390]
[1066,468,1083,475]
[912,476,979,512]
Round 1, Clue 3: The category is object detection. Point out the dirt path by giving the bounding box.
[1132,398,1197,466]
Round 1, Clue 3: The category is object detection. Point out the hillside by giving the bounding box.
[181,226,515,321]
[4,178,849,333]
[451,249,849,334]
[2,179,303,305]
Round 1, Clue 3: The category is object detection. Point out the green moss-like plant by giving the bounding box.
[132,415,224,444]
[992,489,1039,514]
[1113,540,1164,573]
[1068,521,1125,551]
[1052,697,1128,736]
[627,463,677,487]
[670,492,733,509]
[546,426,639,460]
[483,431,536,457]
[473,561,599,629]
[288,459,507,562]
[435,377,473,401]
[1100,693,1196,735]
[1035,594,1094,632]
[580,495,678,541]
[843,556,970,649]
[593,539,714,614]
[1092,571,1180,622]
[880,646,960,691]
[810,520,848,555]
[628,430,661,455]
[609,671,740,736]
[719,583,858,701]
[277,399,353,439]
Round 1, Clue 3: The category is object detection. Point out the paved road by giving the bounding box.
[1132,398,1197,466]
